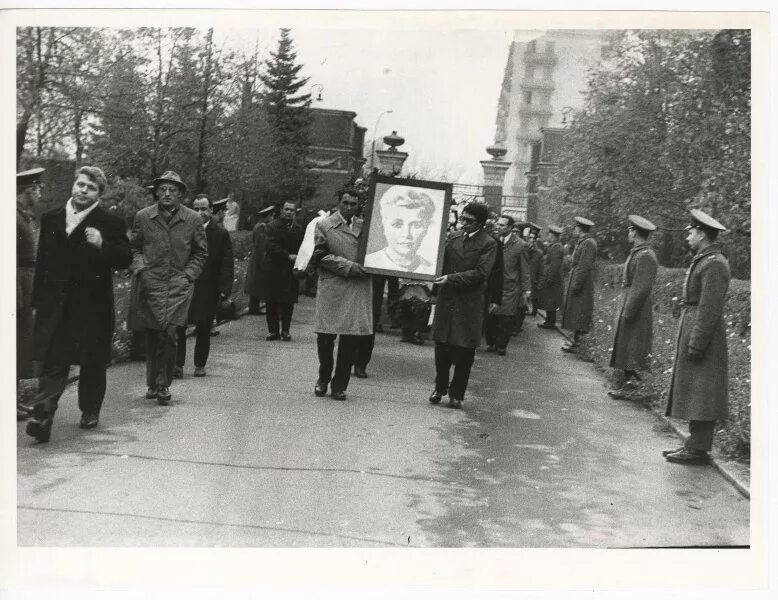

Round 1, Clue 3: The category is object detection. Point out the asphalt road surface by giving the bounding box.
[17,297,749,547]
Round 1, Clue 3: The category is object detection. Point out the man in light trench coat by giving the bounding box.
[561,216,597,352]
[130,171,207,405]
[607,215,659,400]
[310,189,373,401]
[663,209,730,466]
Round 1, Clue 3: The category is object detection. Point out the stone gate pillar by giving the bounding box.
[480,144,510,214]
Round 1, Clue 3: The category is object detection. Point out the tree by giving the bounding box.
[258,28,315,206]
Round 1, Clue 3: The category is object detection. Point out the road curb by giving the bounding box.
[541,311,750,501]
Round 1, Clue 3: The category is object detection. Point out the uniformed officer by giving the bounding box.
[664,209,730,465]
[608,215,659,399]
[537,225,565,329]
[16,167,45,420]
[561,217,597,352]
[526,222,544,317]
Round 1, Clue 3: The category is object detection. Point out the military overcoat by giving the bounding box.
[666,244,730,421]
[609,241,658,371]
[129,204,207,330]
[311,212,373,335]
[244,221,269,297]
[537,241,564,311]
[17,207,37,378]
[561,235,597,332]
[431,229,498,349]
[32,203,132,366]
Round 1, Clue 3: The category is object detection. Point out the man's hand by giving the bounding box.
[488,302,499,314]
[289,254,297,261]
[351,263,369,278]
[433,275,449,285]
[85,227,103,249]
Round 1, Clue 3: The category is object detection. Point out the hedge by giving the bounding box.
[574,261,751,460]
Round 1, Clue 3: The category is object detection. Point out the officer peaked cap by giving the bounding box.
[689,209,726,232]
[574,216,594,228]
[17,167,45,187]
[548,225,563,235]
[628,214,656,232]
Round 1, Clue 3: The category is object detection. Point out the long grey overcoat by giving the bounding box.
[32,203,132,366]
[537,241,564,311]
[312,212,373,335]
[17,208,37,378]
[493,233,531,317]
[666,244,730,421]
[561,235,597,332]
[129,204,207,330]
[609,241,658,371]
[432,229,498,349]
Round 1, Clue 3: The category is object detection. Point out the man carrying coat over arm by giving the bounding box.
[129,171,207,406]
[608,215,659,400]
[25,166,132,443]
[663,209,730,466]
[429,202,498,409]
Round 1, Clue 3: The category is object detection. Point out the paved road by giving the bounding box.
[17,297,749,547]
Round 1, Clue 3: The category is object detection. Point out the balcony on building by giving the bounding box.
[522,39,558,67]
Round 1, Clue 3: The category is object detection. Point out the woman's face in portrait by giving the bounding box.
[382,205,430,259]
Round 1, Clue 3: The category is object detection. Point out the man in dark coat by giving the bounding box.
[561,216,597,352]
[526,223,544,316]
[130,171,207,405]
[663,210,730,466]
[537,225,564,328]
[25,166,132,442]
[262,201,304,341]
[244,205,275,314]
[485,214,530,356]
[16,167,45,420]
[175,194,234,377]
[429,202,498,409]
[608,215,659,399]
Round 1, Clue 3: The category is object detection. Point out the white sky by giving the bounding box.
[219,28,517,184]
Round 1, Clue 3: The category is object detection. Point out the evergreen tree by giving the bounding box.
[258,28,315,205]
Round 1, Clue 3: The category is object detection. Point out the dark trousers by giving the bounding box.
[145,327,177,388]
[434,342,476,401]
[687,420,716,451]
[266,301,294,334]
[399,299,430,340]
[354,334,375,370]
[484,314,513,350]
[176,314,215,369]
[248,296,261,313]
[372,275,400,326]
[317,333,364,392]
[32,362,107,419]
[513,305,527,333]
[543,309,557,325]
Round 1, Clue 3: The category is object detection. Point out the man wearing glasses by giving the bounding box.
[129,171,207,405]
[429,202,498,409]
[175,194,233,378]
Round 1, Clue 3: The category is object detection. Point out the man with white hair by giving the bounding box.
[364,186,436,275]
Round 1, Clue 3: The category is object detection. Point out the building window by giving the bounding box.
[523,91,532,105]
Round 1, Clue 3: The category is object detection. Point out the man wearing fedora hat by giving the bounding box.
[608,215,659,400]
[664,209,730,465]
[129,171,207,405]
[561,217,598,352]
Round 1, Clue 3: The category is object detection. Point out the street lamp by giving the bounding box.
[310,83,324,102]
[370,109,393,170]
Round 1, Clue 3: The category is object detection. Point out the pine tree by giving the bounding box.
[258,28,315,205]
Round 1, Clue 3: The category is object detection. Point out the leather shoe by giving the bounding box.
[607,389,630,400]
[665,448,710,465]
[561,343,578,353]
[353,367,368,379]
[411,335,425,345]
[157,386,172,406]
[497,349,506,356]
[145,387,158,399]
[537,323,557,329]
[209,329,220,337]
[662,445,686,457]
[485,345,497,353]
[280,332,292,341]
[428,390,443,404]
[79,413,99,429]
[331,390,347,401]
[374,324,384,333]
[314,381,328,397]
[446,398,463,409]
[193,366,206,377]
[26,417,53,443]
[266,332,280,341]
[173,366,184,379]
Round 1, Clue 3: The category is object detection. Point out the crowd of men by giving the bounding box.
[17,165,732,466]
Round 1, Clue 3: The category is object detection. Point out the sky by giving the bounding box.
[220,28,517,184]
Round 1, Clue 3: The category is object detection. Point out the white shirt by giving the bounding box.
[65,197,100,236]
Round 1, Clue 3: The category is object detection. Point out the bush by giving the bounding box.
[576,261,750,460]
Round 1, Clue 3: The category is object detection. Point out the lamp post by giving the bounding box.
[310,83,324,102]
[370,109,393,170]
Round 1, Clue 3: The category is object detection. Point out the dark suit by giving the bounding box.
[177,219,234,369]
[261,217,303,334]
[31,202,132,420]
[431,229,498,401]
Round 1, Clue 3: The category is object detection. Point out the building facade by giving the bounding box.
[306,108,366,209]
[494,30,608,205]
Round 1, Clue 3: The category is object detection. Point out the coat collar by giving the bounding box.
[691,242,723,265]
[149,202,185,228]
[629,240,650,255]
[331,210,362,237]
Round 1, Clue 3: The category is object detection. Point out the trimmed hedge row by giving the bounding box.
[575,261,751,459]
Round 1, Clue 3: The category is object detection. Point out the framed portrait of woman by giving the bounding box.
[358,175,453,281]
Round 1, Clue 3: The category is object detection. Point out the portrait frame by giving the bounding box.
[358,175,453,281]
